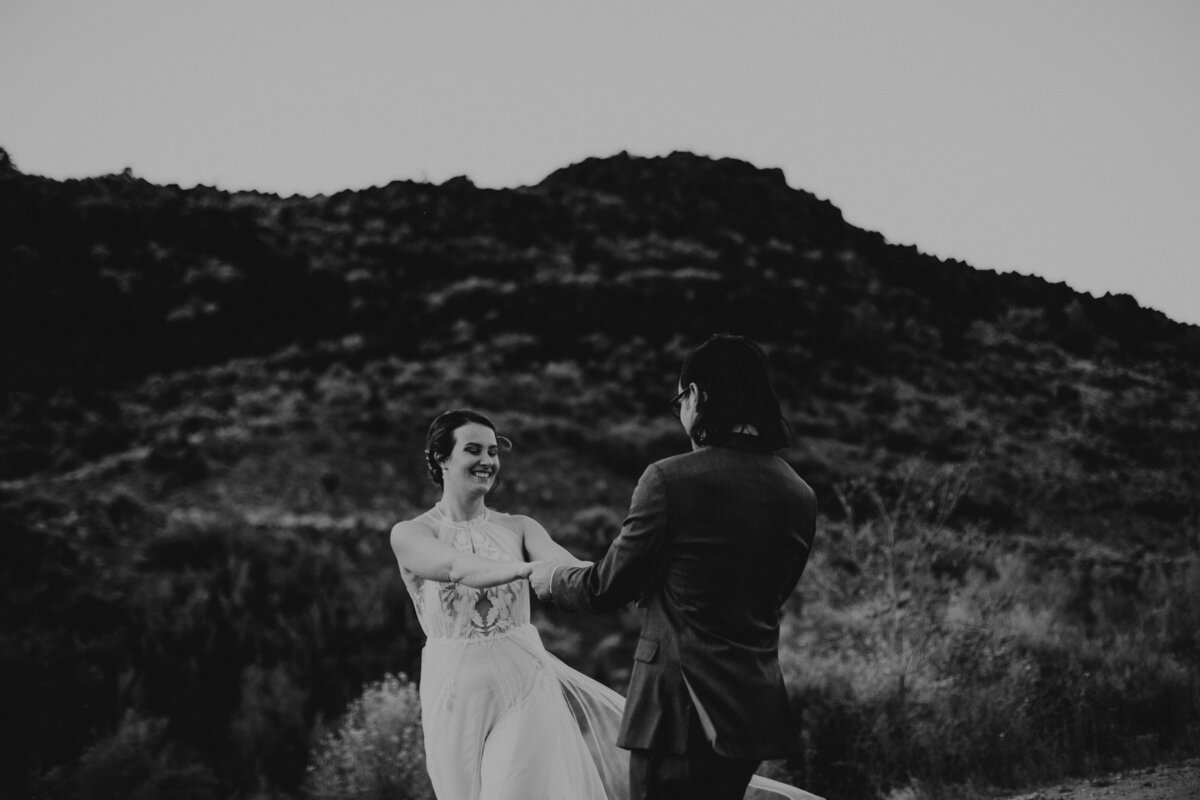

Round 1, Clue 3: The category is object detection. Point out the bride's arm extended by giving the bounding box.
[390,521,533,589]
[515,515,593,566]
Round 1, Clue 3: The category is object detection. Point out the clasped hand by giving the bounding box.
[527,560,559,599]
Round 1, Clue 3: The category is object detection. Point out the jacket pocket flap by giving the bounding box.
[633,637,659,663]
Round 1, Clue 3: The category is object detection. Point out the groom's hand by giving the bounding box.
[529,560,559,600]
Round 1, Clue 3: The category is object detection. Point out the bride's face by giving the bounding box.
[441,423,500,493]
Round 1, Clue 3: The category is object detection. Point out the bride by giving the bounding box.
[389,409,818,800]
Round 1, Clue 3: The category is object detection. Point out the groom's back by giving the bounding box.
[623,437,816,759]
[654,442,815,645]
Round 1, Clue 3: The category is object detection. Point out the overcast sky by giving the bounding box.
[3,1,1197,325]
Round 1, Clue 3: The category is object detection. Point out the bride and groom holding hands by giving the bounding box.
[390,334,820,800]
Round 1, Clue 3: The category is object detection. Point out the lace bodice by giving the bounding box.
[404,506,530,640]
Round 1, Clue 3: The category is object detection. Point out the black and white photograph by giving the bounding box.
[2,2,1198,799]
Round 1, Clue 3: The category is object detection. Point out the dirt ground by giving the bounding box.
[1001,758,1200,800]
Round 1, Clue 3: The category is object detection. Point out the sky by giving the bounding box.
[2,1,1198,326]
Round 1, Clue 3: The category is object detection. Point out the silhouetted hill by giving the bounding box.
[4,150,1195,388]
[3,149,1197,540]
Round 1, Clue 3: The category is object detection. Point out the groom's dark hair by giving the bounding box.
[678,334,790,451]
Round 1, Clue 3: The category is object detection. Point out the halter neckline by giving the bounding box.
[431,504,491,527]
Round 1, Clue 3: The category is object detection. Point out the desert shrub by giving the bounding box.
[36,710,221,800]
[836,298,894,365]
[585,417,685,477]
[0,502,420,797]
[0,442,55,478]
[129,516,417,733]
[304,674,433,800]
[557,505,624,562]
[778,471,1200,799]
[143,435,209,483]
[230,664,311,790]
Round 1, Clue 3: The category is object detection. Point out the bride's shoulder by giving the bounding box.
[490,509,521,528]
[390,513,437,542]
[490,510,535,537]
[496,511,550,539]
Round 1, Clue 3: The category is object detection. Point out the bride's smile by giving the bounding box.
[439,423,501,495]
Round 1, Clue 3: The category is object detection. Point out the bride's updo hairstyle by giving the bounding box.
[424,409,512,487]
[678,334,790,451]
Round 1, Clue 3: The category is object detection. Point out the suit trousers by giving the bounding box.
[627,711,760,800]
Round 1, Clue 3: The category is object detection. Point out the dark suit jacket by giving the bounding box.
[550,434,817,759]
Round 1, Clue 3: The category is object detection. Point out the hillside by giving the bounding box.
[1,149,1197,799]
[3,148,1198,544]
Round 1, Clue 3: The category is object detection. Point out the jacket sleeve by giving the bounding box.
[550,463,669,613]
[778,487,818,607]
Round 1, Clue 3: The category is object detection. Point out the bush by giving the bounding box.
[304,674,433,800]
[36,710,221,800]
[230,664,310,790]
[558,506,624,562]
[779,500,1200,800]
[585,417,685,477]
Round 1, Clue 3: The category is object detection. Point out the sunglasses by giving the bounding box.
[668,386,693,418]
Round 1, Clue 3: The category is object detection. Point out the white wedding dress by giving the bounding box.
[404,506,821,800]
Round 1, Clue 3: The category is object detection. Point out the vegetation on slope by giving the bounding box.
[1,148,1197,799]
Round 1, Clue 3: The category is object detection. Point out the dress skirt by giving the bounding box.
[420,624,625,800]
[419,624,818,800]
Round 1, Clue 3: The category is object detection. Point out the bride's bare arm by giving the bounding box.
[516,515,593,567]
[390,521,533,588]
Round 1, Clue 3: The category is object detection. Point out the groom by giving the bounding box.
[531,334,818,800]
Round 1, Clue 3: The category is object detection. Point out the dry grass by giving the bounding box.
[778,471,1200,800]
